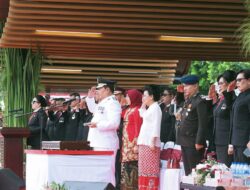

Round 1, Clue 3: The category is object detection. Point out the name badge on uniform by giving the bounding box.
[98,106,105,114]
[72,113,76,120]
[221,103,226,110]
[59,117,64,123]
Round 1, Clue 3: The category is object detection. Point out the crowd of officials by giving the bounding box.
[27,69,250,190]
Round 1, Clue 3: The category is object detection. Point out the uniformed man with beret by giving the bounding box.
[86,78,122,187]
[176,75,209,175]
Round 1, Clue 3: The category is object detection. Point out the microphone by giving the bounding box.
[63,98,76,105]
[8,108,23,113]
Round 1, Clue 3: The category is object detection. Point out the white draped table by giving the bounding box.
[25,150,114,190]
[159,161,185,190]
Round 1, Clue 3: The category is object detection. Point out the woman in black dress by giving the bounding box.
[27,95,48,149]
[212,70,236,167]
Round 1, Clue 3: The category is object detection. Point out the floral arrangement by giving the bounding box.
[194,155,228,186]
[195,158,218,185]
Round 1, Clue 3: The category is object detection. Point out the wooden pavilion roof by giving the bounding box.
[0,0,248,90]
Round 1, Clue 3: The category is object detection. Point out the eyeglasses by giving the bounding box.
[236,78,246,83]
[32,101,38,104]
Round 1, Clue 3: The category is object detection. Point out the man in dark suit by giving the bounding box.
[176,75,209,175]
[228,69,250,164]
[160,87,176,143]
[64,92,81,141]
[46,98,68,141]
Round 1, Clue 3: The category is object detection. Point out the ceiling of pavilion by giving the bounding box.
[0,0,248,90]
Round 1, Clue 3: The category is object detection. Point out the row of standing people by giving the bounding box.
[175,69,250,177]
[77,79,163,190]
[209,69,250,167]
[27,92,93,149]
[27,69,250,189]
[117,69,250,189]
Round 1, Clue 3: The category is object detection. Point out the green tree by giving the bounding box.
[239,0,250,57]
[189,61,250,93]
[0,19,44,127]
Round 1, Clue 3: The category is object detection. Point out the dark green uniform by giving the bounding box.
[176,93,209,175]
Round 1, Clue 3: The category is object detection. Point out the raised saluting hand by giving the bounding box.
[227,80,236,92]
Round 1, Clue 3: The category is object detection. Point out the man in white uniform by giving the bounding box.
[86,78,121,186]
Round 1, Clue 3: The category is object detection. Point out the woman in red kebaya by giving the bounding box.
[120,89,143,190]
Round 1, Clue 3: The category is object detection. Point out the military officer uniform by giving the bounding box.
[176,75,209,175]
[88,95,121,150]
[87,79,122,187]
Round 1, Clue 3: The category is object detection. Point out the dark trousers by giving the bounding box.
[216,145,233,167]
[181,146,205,176]
[234,146,250,164]
[115,149,121,189]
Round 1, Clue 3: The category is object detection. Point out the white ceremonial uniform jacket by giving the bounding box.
[87,95,121,150]
[85,96,97,114]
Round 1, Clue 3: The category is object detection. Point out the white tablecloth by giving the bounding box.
[159,161,185,190]
[26,152,114,190]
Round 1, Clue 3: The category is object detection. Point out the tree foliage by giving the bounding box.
[189,61,250,93]
[0,19,44,127]
[239,0,250,57]
[0,48,43,127]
